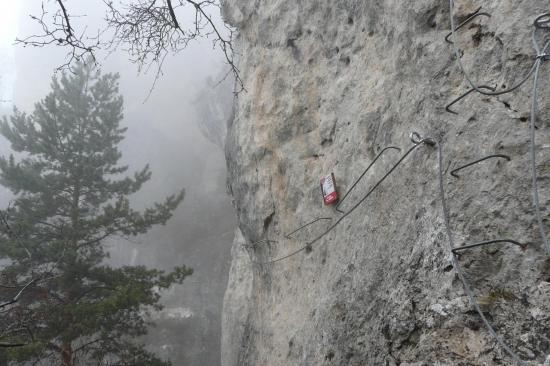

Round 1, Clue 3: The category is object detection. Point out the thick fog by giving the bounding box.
[0,1,235,365]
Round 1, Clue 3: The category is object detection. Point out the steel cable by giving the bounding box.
[448,2,550,255]
[335,146,401,214]
[435,140,526,366]
[447,0,547,96]
[247,136,527,364]
[284,217,332,239]
[251,136,434,265]
[529,56,550,255]
[442,4,548,362]
[243,134,528,363]
[239,5,549,363]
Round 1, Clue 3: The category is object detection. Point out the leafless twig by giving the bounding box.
[15,1,100,71]
[17,1,244,93]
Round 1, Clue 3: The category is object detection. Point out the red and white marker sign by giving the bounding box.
[320,173,338,205]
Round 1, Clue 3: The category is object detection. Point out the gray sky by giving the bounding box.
[0,1,226,115]
[0,1,21,106]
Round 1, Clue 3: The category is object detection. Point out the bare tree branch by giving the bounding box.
[15,1,100,70]
[56,0,73,39]
[186,0,243,92]
[16,0,244,93]
[166,0,180,28]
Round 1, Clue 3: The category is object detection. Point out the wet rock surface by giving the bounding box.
[221,1,550,365]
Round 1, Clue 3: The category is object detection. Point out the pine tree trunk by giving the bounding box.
[71,178,81,245]
[61,343,72,366]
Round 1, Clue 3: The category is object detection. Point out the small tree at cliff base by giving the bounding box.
[0,61,191,365]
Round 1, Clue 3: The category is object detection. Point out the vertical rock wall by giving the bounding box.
[222,1,550,365]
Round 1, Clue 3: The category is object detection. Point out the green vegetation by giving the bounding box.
[0,61,191,365]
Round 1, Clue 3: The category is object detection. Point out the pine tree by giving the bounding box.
[0,61,190,365]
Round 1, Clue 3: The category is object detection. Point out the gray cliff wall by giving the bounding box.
[221,1,550,365]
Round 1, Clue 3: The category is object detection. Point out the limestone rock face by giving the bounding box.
[221,229,253,366]
[221,1,550,365]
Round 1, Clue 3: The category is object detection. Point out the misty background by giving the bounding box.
[0,1,235,365]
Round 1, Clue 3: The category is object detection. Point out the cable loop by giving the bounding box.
[410,132,423,144]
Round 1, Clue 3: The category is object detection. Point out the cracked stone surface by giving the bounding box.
[221,1,550,365]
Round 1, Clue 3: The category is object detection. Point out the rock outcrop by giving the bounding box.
[221,1,550,364]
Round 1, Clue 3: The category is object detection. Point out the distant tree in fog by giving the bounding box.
[0,61,191,365]
[195,75,234,149]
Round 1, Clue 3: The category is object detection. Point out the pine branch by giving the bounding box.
[0,278,36,309]
[0,61,188,364]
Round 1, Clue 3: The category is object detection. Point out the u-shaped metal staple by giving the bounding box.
[445,7,492,44]
[258,132,436,265]
[446,85,496,114]
[452,239,526,253]
[450,154,511,178]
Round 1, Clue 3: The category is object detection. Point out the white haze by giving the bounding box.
[2,1,236,365]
